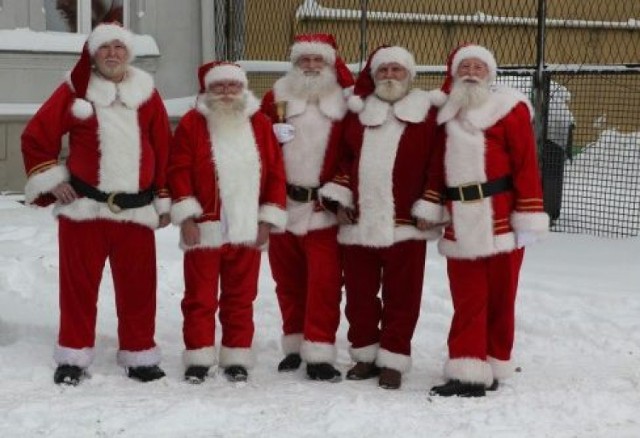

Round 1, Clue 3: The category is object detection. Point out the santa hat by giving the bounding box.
[441,43,497,94]
[69,23,135,120]
[198,61,248,93]
[290,33,354,90]
[347,45,416,113]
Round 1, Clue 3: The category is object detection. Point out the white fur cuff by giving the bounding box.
[282,333,303,354]
[301,340,337,364]
[349,343,379,363]
[53,345,95,368]
[376,348,412,373]
[511,211,550,233]
[259,204,287,231]
[24,165,69,204]
[219,346,255,369]
[153,197,171,215]
[411,199,445,222]
[444,357,493,386]
[170,197,203,225]
[318,182,354,209]
[183,347,216,367]
[117,346,162,367]
[488,356,515,380]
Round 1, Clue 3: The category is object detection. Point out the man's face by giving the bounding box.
[296,54,327,76]
[373,62,409,82]
[94,40,129,82]
[207,80,244,103]
[455,57,489,82]
[373,62,410,102]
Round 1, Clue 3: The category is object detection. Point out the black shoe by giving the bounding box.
[346,362,380,380]
[224,365,248,382]
[378,367,401,390]
[487,379,499,391]
[278,353,302,372]
[54,364,84,386]
[184,365,209,384]
[306,363,342,382]
[429,379,486,398]
[127,365,166,382]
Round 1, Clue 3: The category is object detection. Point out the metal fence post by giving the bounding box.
[359,0,368,70]
[533,0,547,156]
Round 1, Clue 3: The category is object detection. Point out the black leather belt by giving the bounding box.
[286,183,318,203]
[446,176,512,202]
[69,175,154,213]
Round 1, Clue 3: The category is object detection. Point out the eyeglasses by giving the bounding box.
[208,81,244,93]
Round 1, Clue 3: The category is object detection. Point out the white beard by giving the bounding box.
[449,76,491,110]
[374,78,410,103]
[285,66,339,99]
[204,91,249,127]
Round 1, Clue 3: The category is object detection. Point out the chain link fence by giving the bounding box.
[214,0,640,237]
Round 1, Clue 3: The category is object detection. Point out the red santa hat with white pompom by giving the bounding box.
[68,22,135,119]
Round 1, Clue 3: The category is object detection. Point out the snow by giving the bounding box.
[0,28,159,56]
[0,194,639,437]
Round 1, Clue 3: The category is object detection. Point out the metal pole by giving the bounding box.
[359,0,368,70]
[533,0,547,154]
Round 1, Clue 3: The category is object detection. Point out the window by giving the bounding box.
[44,0,128,33]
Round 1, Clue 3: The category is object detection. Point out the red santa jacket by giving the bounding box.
[21,66,172,229]
[260,76,347,235]
[319,89,444,247]
[168,92,287,250]
[423,87,549,259]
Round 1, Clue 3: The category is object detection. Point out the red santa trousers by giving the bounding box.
[269,227,342,346]
[58,217,157,352]
[446,248,525,361]
[343,240,426,356]
[182,245,260,351]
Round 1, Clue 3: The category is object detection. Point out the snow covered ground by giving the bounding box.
[0,195,638,438]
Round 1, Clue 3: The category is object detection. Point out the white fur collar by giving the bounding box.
[437,85,533,128]
[195,90,261,118]
[273,76,347,121]
[66,66,155,109]
[358,88,434,126]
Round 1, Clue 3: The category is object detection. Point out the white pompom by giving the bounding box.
[427,89,448,107]
[71,99,94,119]
[347,95,365,113]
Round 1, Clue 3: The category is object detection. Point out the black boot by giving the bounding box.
[224,365,248,382]
[306,363,341,382]
[346,362,380,380]
[277,353,302,372]
[184,365,209,384]
[54,364,84,386]
[487,379,499,391]
[127,365,166,382]
[429,379,486,398]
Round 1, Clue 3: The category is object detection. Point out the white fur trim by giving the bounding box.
[116,346,161,367]
[376,348,412,373]
[181,221,224,251]
[273,76,347,121]
[339,223,440,246]
[88,24,135,61]
[444,357,494,386]
[54,344,95,368]
[290,41,336,65]
[24,164,69,204]
[411,199,445,223]
[371,46,416,78]
[285,201,337,236]
[183,347,216,367]
[511,211,550,233]
[427,89,448,107]
[71,98,94,119]
[282,333,303,354]
[359,89,432,126]
[259,204,287,231]
[348,95,365,113]
[85,66,154,110]
[208,110,261,244]
[219,346,255,369]
[488,356,515,381]
[318,182,353,209]
[301,340,337,364]
[439,231,516,259]
[54,199,160,229]
[170,197,204,225]
[204,64,248,88]
[349,343,379,363]
[153,197,171,215]
[451,45,497,82]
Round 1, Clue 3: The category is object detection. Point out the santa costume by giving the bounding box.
[424,44,549,395]
[260,33,354,374]
[21,23,171,373]
[168,61,287,375]
[319,46,444,383]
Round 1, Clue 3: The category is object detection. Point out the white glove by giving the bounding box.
[516,230,539,248]
[273,123,295,143]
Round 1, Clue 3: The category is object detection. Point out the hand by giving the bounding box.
[255,222,272,248]
[336,206,355,225]
[273,123,295,143]
[415,218,446,231]
[516,230,539,248]
[158,213,171,229]
[181,218,200,246]
[51,182,78,205]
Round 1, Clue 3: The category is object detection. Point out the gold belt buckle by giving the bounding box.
[107,192,123,214]
[458,183,484,203]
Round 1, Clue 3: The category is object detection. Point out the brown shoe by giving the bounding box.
[378,367,401,390]
[346,362,380,380]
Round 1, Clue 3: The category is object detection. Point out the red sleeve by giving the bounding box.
[148,90,172,203]
[167,113,196,201]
